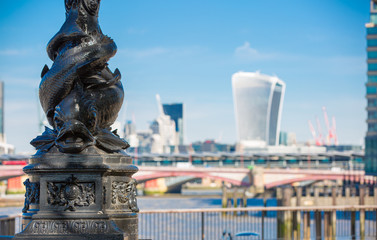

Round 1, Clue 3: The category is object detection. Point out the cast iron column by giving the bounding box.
[14,0,138,239]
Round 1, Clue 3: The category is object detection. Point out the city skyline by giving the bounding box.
[0,0,371,152]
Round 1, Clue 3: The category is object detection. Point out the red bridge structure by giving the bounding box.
[133,166,371,189]
[0,165,373,189]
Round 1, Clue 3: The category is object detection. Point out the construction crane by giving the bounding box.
[322,107,338,146]
[308,107,338,146]
[332,116,339,145]
[316,116,324,146]
[308,120,322,146]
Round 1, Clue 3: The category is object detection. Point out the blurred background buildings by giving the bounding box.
[0,82,14,154]
[163,103,184,145]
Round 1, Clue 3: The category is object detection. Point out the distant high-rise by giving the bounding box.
[162,103,184,145]
[232,71,285,148]
[0,82,4,142]
[365,0,377,175]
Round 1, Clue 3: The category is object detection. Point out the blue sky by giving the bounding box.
[0,0,371,152]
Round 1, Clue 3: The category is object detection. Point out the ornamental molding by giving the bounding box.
[111,179,139,212]
[22,179,40,213]
[47,175,95,211]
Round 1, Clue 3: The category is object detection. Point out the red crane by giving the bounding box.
[308,107,338,146]
[308,120,322,146]
[322,107,338,146]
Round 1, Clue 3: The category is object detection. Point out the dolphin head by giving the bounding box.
[53,90,97,153]
[47,0,103,61]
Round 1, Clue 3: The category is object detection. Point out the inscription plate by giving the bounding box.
[31,220,108,234]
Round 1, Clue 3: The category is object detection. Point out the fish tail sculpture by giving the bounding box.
[31,0,129,154]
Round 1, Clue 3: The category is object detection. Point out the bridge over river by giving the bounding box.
[133,166,371,189]
[1,165,371,190]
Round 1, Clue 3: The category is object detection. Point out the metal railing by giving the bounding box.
[1,206,376,239]
[139,205,377,240]
[139,160,365,171]
[0,214,22,238]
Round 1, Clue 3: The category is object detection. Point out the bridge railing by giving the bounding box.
[1,206,376,239]
[138,160,365,171]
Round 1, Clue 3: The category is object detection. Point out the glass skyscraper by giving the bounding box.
[232,71,285,148]
[162,103,184,145]
[366,0,377,175]
[0,82,3,142]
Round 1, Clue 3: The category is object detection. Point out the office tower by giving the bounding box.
[232,71,285,149]
[366,0,377,174]
[0,82,4,143]
[162,103,184,145]
[279,132,288,146]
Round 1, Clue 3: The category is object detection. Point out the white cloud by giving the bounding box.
[120,47,168,59]
[324,56,366,75]
[119,46,206,60]
[0,49,31,56]
[234,42,276,61]
[127,28,147,35]
[1,76,39,88]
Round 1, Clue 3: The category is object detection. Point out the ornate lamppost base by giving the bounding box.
[16,0,140,238]
[14,147,139,240]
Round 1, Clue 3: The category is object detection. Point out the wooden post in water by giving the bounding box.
[314,187,320,206]
[323,186,329,240]
[227,198,232,208]
[359,186,365,240]
[313,187,321,239]
[242,189,247,207]
[286,187,293,240]
[345,186,351,199]
[324,210,328,240]
[201,212,205,240]
[331,186,337,238]
[302,187,310,240]
[303,211,311,240]
[232,188,238,216]
[315,210,322,240]
[293,187,302,240]
[351,210,356,240]
[221,184,227,208]
[293,210,298,240]
[374,209,377,238]
[277,187,293,239]
[261,197,265,240]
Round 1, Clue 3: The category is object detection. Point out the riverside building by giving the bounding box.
[366,0,377,175]
[163,103,184,145]
[232,71,285,151]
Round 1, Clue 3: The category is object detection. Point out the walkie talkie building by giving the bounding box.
[232,71,285,149]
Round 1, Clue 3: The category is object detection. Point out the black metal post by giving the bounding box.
[315,210,321,240]
[13,1,138,239]
[351,210,356,240]
[201,212,205,240]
